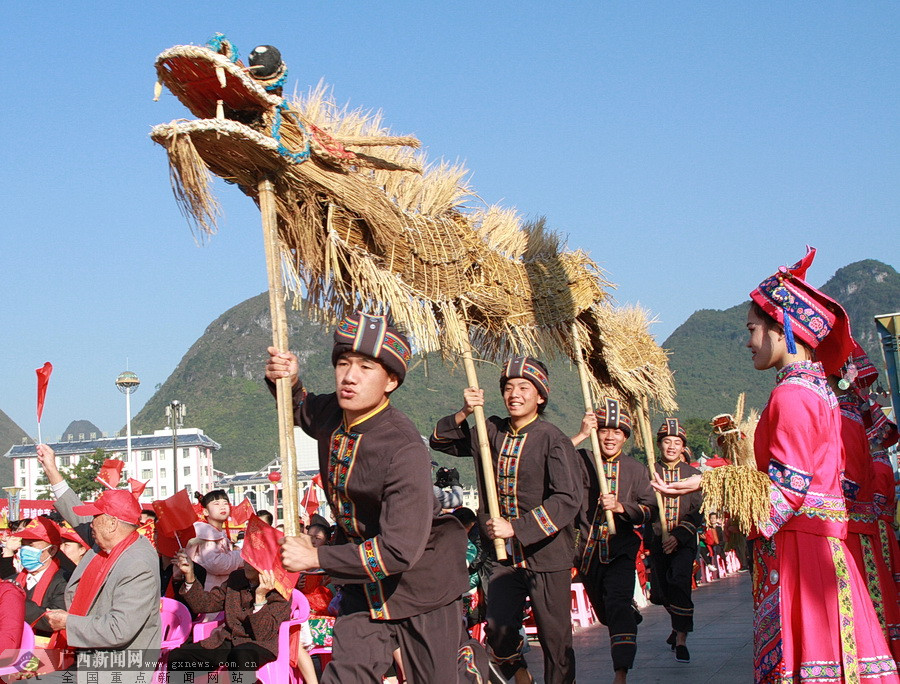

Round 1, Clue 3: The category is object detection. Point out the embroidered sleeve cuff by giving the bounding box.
[359,538,388,582]
[529,506,559,537]
[768,458,812,497]
[761,486,795,539]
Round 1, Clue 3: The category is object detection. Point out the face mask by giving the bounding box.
[18,545,46,572]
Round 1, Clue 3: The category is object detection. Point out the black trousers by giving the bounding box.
[166,639,276,672]
[579,554,638,672]
[323,599,463,684]
[649,545,695,633]
[485,564,575,684]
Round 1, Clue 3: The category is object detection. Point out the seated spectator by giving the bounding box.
[159,553,208,619]
[167,551,291,674]
[57,523,91,567]
[256,510,274,526]
[140,510,156,524]
[36,444,161,670]
[0,517,70,637]
[188,490,243,590]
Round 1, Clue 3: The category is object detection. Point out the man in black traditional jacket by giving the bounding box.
[645,418,702,664]
[431,356,582,684]
[271,312,472,684]
[570,398,657,684]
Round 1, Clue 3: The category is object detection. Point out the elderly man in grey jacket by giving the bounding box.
[36,444,161,682]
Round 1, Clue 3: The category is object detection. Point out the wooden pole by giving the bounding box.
[636,396,669,543]
[571,324,616,534]
[449,308,508,561]
[258,177,301,537]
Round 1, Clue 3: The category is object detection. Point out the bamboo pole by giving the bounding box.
[636,396,669,543]
[258,177,301,537]
[448,307,508,561]
[571,323,616,534]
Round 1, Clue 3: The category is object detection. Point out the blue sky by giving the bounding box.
[3,3,899,441]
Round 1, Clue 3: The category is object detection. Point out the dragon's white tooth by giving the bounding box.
[216,66,226,88]
[153,81,162,102]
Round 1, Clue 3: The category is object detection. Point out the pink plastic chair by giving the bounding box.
[192,611,225,642]
[258,589,311,684]
[569,582,596,631]
[160,598,193,651]
[0,622,35,677]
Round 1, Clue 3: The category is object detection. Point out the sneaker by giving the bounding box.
[675,644,690,663]
[666,631,676,650]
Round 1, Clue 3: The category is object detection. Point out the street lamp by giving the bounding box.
[165,400,186,494]
[115,370,140,480]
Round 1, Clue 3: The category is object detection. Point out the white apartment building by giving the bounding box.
[3,427,221,502]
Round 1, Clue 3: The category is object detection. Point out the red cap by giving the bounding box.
[12,516,61,545]
[72,489,142,526]
[58,522,90,549]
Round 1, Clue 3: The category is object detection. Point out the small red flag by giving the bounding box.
[95,459,124,489]
[241,513,300,599]
[302,484,319,518]
[229,498,254,526]
[312,473,324,489]
[36,362,53,422]
[129,478,149,499]
[153,489,200,536]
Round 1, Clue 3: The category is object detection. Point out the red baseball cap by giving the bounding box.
[72,489,142,526]
[58,522,91,549]
[12,516,62,546]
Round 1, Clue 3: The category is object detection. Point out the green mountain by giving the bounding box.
[664,259,900,421]
[0,408,29,488]
[130,294,592,482]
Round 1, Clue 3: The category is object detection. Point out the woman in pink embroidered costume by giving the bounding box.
[865,389,900,608]
[186,489,244,590]
[747,247,897,683]
[832,341,900,665]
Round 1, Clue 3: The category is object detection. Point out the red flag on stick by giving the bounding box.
[129,478,150,499]
[35,362,53,444]
[312,473,323,489]
[241,513,300,599]
[95,459,124,489]
[36,362,53,421]
[302,484,319,518]
[229,498,254,526]
[152,489,200,550]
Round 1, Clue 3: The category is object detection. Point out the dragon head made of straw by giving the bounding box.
[151,35,612,361]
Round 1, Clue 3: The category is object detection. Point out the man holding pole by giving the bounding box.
[644,419,702,664]
[431,356,582,684]
[569,398,656,684]
[269,312,471,684]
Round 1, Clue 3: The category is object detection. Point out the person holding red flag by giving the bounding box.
[168,518,297,673]
[35,444,161,680]
[187,490,244,590]
[0,516,70,636]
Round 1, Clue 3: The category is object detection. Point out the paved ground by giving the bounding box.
[528,571,753,683]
